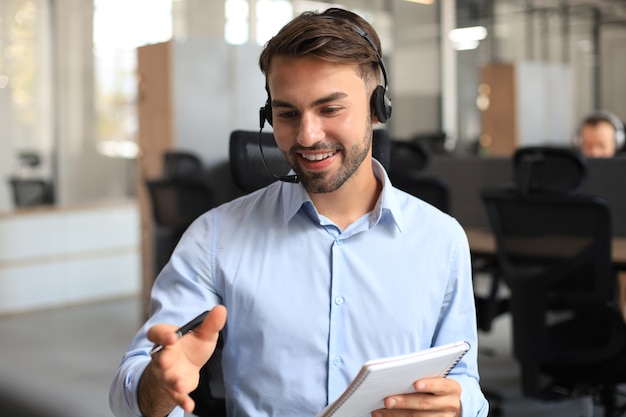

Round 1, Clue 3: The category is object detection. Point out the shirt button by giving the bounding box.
[334,296,344,305]
[336,239,343,246]
[333,356,342,366]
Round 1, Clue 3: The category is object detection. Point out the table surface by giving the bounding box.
[465,227,626,268]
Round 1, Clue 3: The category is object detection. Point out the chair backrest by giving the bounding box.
[145,178,216,229]
[163,151,204,179]
[388,140,450,213]
[392,175,450,214]
[480,187,621,396]
[389,139,431,176]
[229,129,391,194]
[372,128,391,170]
[9,178,54,208]
[512,146,588,196]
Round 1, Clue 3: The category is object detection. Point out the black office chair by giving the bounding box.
[388,140,451,213]
[513,145,588,196]
[480,147,626,417]
[190,334,227,417]
[9,177,55,207]
[476,145,589,333]
[163,150,204,179]
[145,177,217,274]
[229,129,391,194]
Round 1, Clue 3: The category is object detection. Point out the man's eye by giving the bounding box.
[322,107,340,115]
[277,111,297,119]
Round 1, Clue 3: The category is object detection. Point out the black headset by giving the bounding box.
[259,20,392,129]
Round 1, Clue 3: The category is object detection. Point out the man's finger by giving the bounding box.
[194,305,227,340]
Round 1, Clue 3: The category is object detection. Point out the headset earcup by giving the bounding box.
[371,85,392,123]
[615,123,625,150]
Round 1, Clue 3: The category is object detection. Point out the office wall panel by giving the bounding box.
[480,61,573,156]
[173,38,230,170]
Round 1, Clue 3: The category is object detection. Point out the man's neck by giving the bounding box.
[308,164,382,231]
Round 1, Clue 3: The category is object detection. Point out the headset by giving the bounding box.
[573,110,625,151]
[259,20,392,128]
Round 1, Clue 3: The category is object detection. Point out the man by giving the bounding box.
[576,110,625,158]
[110,8,488,417]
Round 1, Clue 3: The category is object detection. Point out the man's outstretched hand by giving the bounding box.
[139,305,228,417]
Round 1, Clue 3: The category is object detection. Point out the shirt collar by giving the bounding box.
[280,159,404,232]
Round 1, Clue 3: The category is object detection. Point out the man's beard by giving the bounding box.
[286,122,373,194]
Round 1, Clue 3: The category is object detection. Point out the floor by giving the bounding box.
[0,296,619,417]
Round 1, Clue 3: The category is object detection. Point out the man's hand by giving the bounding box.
[372,377,462,417]
[138,305,228,417]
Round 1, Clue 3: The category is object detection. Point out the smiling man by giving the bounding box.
[110,7,488,417]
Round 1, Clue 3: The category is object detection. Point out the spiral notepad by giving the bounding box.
[314,341,470,417]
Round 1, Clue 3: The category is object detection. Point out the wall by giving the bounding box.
[602,25,626,121]
[390,1,442,140]
[171,39,265,171]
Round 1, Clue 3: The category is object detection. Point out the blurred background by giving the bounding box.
[0,1,625,416]
[1,0,624,212]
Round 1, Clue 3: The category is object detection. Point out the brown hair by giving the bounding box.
[258,7,383,87]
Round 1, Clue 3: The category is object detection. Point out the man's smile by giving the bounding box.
[299,151,336,161]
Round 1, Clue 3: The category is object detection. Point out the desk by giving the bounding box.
[466,227,626,322]
[0,200,140,314]
[465,227,626,269]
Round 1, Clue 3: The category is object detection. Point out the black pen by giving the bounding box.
[150,310,210,355]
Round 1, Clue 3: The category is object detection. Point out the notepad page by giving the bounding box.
[315,341,469,417]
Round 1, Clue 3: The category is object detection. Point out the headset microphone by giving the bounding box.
[258,106,299,184]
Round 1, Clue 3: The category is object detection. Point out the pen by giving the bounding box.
[150,310,210,355]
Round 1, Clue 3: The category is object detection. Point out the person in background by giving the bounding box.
[109,7,488,417]
[575,110,625,158]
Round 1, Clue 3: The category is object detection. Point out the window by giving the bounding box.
[93,0,172,158]
[0,0,52,181]
[225,0,292,46]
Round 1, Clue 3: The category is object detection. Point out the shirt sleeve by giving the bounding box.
[437,221,490,417]
[109,213,219,417]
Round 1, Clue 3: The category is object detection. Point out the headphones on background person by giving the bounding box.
[259,19,392,129]
[573,110,625,151]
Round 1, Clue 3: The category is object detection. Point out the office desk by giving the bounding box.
[465,227,626,269]
[466,227,626,322]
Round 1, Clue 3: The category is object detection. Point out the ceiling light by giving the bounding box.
[448,26,487,43]
[403,0,435,4]
[448,26,487,50]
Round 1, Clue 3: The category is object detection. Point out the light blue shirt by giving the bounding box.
[110,161,488,417]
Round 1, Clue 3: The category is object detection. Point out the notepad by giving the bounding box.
[314,340,470,417]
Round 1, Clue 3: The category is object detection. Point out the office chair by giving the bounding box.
[190,334,227,417]
[480,147,626,417]
[388,140,450,213]
[163,150,204,179]
[9,177,55,208]
[513,145,588,196]
[229,129,391,194]
[145,177,217,274]
[476,145,589,333]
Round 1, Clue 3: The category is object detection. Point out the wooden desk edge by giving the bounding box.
[464,227,626,268]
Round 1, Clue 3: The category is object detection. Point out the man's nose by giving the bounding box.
[296,112,324,147]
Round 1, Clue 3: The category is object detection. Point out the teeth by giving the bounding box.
[301,152,334,161]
